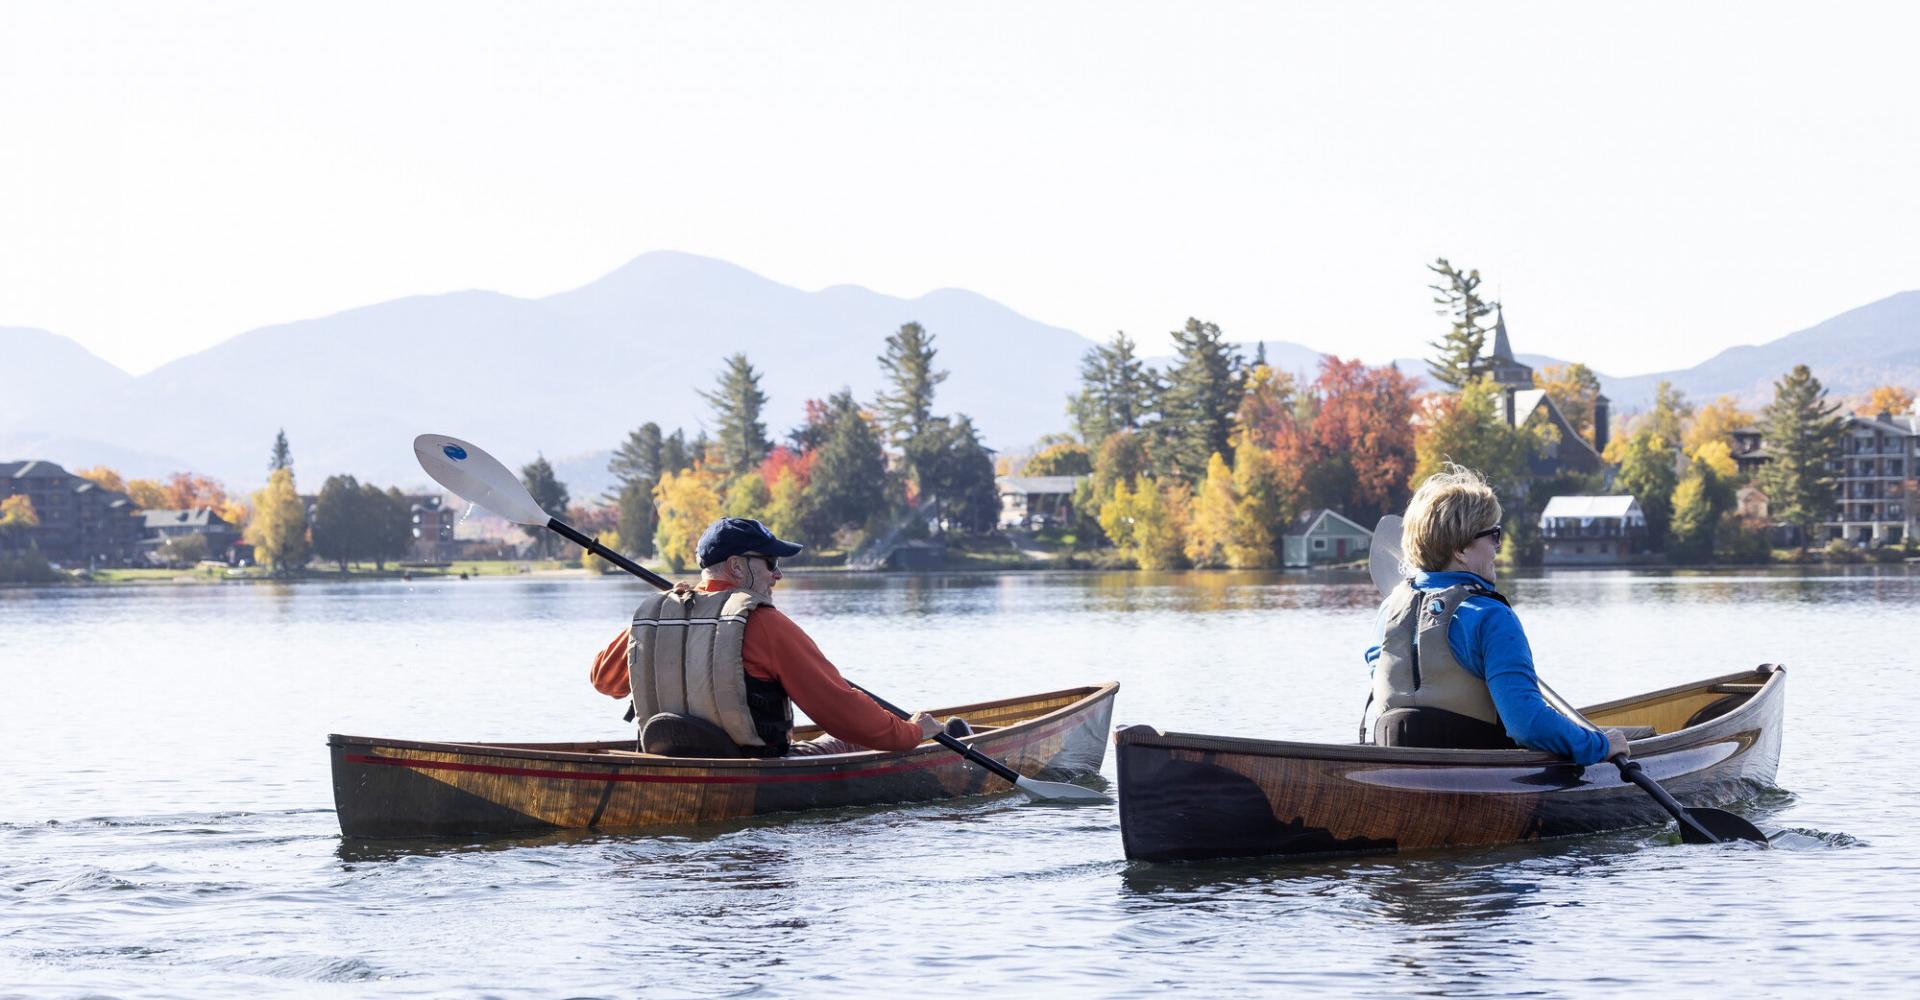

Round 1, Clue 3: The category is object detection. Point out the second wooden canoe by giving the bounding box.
[1116,666,1783,863]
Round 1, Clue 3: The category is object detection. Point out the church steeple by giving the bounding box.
[1491,307,1515,362]
[1486,306,1534,390]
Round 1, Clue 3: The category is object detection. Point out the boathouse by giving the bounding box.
[1539,495,1647,566]
[1282,508,1373,567]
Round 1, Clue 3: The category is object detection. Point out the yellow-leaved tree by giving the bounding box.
[1859,385,1916,417]
[1228,445,1294,568]
[1,494,39,529]
[74,466,126,494]
[765,468,807,538]
[124,479,169,510]
[244,467,309,573]
[1184,452,1238,567]
[722,473,772,519]
[1133,480,1192,571]
[1097,478,1140,552]
[1682,395,1756,461]
[653,466,725,571]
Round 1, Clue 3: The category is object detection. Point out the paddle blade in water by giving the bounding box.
[1680,807,1768,845]
[1014,775,1113,804]
[412,434,552,526]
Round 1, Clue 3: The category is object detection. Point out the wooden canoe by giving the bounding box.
[330,682,1117,838]
[1116,665,1784,863]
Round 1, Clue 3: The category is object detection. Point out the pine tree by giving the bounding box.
[519,457,569,558]
[1069,332,1157,443]
[873,322,948,449]
[268,429,293,473]
[609,423,664,487]
[1156,318,1244,482]
[311,474,366,572]
[659,430,690,476]
[699,354,771,475]
[1426,258,1497,389]
[803,389,891,541]
[615,477,658,558]
[1755,365,1846,548]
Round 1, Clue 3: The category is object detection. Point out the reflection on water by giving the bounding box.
[2,567,1917,995]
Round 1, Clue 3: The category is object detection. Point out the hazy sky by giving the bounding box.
[3,1,1916,377]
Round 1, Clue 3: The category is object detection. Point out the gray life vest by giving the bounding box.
[1369,580,1504,742]
[627,589,794,757]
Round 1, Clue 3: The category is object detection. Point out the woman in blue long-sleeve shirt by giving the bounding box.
[1366,466,1626,765]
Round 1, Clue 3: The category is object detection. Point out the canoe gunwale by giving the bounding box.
[1114,665,1783,766]
[329,682,1119,770]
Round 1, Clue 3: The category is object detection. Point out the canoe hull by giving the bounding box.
[331,683,1116,839]
[1117,667,1783,863]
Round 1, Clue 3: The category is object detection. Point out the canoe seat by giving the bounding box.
[1614,725,1658,741]
[639,713,746,759]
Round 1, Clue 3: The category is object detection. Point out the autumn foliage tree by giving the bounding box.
[652,465,726,571]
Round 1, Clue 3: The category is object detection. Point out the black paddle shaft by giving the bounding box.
[546,517,674,589]
[1612,755,1724,844]
[850,683,1024,785]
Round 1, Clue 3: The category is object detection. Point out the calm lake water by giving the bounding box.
[3,567,1917,997]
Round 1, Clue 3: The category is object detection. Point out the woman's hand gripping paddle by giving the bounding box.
[1366,515,1764,845]
[412,433,1109,805]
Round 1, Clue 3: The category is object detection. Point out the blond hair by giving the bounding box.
[1401,464,1502,572]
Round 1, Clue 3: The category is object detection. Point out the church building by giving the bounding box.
[1483,310,1608,479]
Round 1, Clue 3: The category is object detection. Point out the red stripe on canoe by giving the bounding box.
[342,716,1082,786]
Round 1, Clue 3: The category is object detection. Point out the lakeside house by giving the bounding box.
[0,460,145,565]
[139,508,241,565]
[996,475,1083,530]
[1538,495,1647,566]
[1282,508,1373,567]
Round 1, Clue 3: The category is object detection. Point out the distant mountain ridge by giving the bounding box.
[3,257,1914,495]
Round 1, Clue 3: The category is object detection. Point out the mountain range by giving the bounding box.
[3,252,1915,499]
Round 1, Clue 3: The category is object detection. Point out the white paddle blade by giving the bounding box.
[412,434,552,526]
[1368,514,1406,597]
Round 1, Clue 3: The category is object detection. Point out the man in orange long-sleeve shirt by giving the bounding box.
[592,517,940,756]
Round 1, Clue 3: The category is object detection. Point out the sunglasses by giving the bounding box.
[746,554,779,571]
[1473,525,1503,549]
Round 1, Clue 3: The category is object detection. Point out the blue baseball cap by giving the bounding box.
[696,517,805,568]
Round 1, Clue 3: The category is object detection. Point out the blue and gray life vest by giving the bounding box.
[1369,580,1506,743]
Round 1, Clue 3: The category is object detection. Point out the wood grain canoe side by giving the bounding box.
[1116,667,1784,863]
[330,683,1117,838]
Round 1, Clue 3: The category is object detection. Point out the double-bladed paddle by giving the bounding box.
[412,433,1110,805]
[1366,515,1765,845]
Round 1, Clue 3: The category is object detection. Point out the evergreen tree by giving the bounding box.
[269,429,293,473]
[907,415,1000,533]
[375,486,415,571]
[699,354,770,475]
[519,457,570,558]
[803,389,891,540]
[615,477,658,558]
[311,474,366,571]
[1755,365,1846,548]
[1426,258,1497,389]
[609,423,664,487]
[1155,318,1244,482]
[659,430,690,476]
[1069,332,1156,444]
[873,322,948,449]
